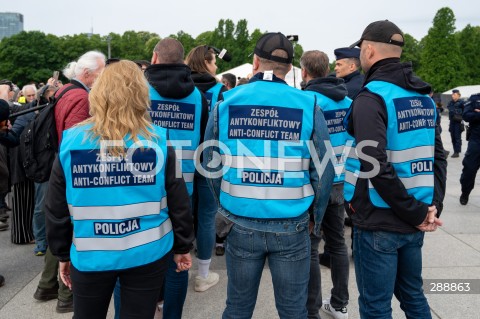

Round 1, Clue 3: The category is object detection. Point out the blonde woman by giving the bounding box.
[45,60,194,319]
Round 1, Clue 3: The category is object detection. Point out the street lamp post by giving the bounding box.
[107,35,111,59]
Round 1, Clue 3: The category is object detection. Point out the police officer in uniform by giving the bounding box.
[45,60,194,319]
[334,47,364,99]
[204,32,334,319]
[344,20,447,318]
[447,89,465,158]
[459,93,480,205]
[300,50,352,319]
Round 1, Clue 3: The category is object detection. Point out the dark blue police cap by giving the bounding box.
[334,47,360,60]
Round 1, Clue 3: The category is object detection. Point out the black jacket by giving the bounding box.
[45,146,194,261]
[342,70,364,99]
[463,93,480,142]
[145,64,210,144]
[345,58,447,233]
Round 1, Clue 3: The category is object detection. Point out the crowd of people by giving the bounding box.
[0,18,478,319]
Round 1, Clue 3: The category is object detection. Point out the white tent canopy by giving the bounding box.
[218,63,303,89]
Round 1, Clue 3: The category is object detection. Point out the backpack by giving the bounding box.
[20,84,84,183]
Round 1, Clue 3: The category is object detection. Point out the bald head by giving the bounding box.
[360,33,403,72]
[152,38,184,64]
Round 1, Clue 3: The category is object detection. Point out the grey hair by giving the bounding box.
[22,84,37,95]
[63,51,106,80]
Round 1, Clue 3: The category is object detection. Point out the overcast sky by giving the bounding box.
[2,0,478,62]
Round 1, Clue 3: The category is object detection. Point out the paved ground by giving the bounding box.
[0,116,479,319]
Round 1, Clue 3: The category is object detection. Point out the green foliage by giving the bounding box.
[418,7,467,92]
[401,33,421,72]
[456,25,480,84]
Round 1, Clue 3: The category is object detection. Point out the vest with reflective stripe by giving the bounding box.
[344,81,436,207]
[205,82,223,112]
[59,123,172,271]
[148,85,203,195]
[218,81,315,219]
[304,91,353,184]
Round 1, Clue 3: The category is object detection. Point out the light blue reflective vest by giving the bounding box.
[344,81,436,208]
[205,82,223,112]
[304,91,353,184]
[59,123,173,271]
[218,81,316,219]
[149,85,203,195]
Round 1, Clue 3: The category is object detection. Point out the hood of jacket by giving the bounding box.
[304,77,348,101]
[144,64,195,99]
[364,58,431,95]
[190,72,218,93]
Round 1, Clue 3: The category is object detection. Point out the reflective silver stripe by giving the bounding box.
[73,218,173,251]
[344,171,358,186]
[332,145,345,156]
[386,146,434,163]
[175,150,195,160]
[69,198,167,220]
[346,148,358,159]
[221,180,314,200]
[222,155,309,171]
[368,175,433,189]
[183,173,194,183]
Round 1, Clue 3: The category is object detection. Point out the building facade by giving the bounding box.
[0,12,23,41]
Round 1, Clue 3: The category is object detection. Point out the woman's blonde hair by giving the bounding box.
[83,60,154,155]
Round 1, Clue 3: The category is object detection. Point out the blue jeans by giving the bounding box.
[33,182,48,253]
[353,228,431,319]
[195,175,217,260]
[223,223,311,319]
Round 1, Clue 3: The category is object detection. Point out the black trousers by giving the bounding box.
[71,252,171,319]
[460,139,480,196]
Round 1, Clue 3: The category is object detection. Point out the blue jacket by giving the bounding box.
[203,73,334,235]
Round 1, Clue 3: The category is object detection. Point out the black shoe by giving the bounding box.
[451,152,460,158]
[319,253,331,268]
[460,193,469,205]
[215,245,225,256]
[444,150,450,157]
[56,298,74,313]
[0,274,5,287]
[33,285,59,301]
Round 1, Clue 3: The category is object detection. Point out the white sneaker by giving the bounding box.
[194,271,219,292]
[321,299,348,319]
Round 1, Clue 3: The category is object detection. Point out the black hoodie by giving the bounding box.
[304,77,348,102]
[190,72,227,101]
[145,64,209,144]
[345,58,447,233]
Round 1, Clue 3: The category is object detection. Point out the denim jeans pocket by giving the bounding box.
[227,224,254,258]
[373,231,399,253]
[276,226,310,261]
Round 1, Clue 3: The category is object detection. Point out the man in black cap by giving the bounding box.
[334,47,364,99]
[447,89,465,157]
[203,32,334,318]
[344,20,447,318]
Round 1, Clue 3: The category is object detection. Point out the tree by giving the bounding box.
[456,24,480,84]
[401,33,421,72]
[418,7,467,92]
[0,31,64,87]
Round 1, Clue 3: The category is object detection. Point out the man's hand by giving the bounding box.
[173,253,192,273]
[59,261,72,290]
[416,205,443,232]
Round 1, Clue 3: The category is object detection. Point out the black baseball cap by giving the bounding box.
[254,32,294,64]
[350,20,404,48]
